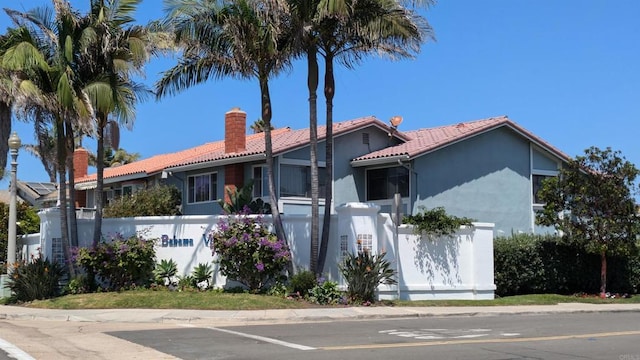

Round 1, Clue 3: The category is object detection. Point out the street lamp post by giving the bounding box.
[7,132,21,271]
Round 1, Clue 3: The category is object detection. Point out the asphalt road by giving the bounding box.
[1,312,640,359]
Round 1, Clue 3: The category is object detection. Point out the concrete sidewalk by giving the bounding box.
[2,303,640,326]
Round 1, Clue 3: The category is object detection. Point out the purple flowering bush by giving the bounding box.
[75,233,156,291]
[211,210,290,292]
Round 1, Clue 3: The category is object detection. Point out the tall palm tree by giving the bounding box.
[318,0,434,274]
[287,0,434,274]
[80,0,151,248]
[158,0,292,257]
[3,2,94,274]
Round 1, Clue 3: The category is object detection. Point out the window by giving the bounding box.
[366,166,409,200]
[188,173,217,203]
[252,166,269,198]
[532,174,553,204]
[279,164,326,198]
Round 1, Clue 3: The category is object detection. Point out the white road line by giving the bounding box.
[0,338,35,360]
[181,324,316,351]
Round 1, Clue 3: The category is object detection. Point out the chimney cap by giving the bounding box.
[226,107,245,114]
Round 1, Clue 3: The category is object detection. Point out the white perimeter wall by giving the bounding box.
[29,205,495,300]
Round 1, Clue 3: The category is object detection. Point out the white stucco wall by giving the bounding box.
[29,205,495,300]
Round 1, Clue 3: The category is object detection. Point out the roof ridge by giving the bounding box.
[404,115,509,133]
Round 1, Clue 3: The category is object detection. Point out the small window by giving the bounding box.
[188,173,217,203]
[532,174,553,204]
[280,164,326,198]
[366,166,409,200]
[252,166,269,198]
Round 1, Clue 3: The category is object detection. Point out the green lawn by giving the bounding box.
[9,290,640,310]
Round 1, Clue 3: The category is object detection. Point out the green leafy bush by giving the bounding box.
[75,234,156,291]
[494,233,640,296]
[289,270,317,297]
[340,251,396,304]
[217,181,271,214]
[0,202,41,261]
[104,185,181,217]
[6,255,64,303]
[308,279,343,305]
[211,210,290,292]
[402,207,474,237]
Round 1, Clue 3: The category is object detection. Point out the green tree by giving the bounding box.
[536,146,640,296]
[0,202,40,262]
[80,0,152,248]
[158,0,292,263]
[88,147,141,167]
[3,3,95,274]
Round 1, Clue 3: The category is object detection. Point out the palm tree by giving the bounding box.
[287,0,434,274]
[158,0,292,256]
[3,2,94,275]
[88,146,141,167]
[0,69,12,180]
[80,0,151,248]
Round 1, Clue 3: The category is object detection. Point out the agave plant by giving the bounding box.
[191,262,214,290]
[154,259,178,287]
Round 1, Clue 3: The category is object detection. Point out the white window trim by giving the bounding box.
[187,172,218,205]
[530,144,562,231]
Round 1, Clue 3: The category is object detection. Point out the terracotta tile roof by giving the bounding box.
[77,116,397,184]
[351,116,571,164]
[167,116,400,169]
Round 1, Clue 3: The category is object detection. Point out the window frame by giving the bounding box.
[187,172,218,204]
[278,159,326,199]
[365,165,410,201]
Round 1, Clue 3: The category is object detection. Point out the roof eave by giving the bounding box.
[351,154,410,168]
[166,153,266,173]
[75,172,148,190]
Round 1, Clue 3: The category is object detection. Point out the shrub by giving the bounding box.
[402,207,474,237]
[308,279,343,305]
[218,182,271,214]
[340,251,396,304]
[494,233,640,296]
[75,234,156,291]
[0,202,40,261]
[104,185,181,217]
[6,255,64,303]
[191,262,214,290]
[154,259,178,287]
[210,210,290,292]
[65,275,89,295]
[289,270,317,297]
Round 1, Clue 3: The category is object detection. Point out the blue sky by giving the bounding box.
[1,1,639,188]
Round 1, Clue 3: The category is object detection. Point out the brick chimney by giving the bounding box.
[225,107,247,154]
[223,107,247,204]
[73,148,89,180]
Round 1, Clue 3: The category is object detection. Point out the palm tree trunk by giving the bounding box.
[308,47,319,274]
[65,119,78,247]
[0,101,11,178]
[92,114,106,247]
[55,118,74,277]
[259,74,292,274]
[318,53,335,274]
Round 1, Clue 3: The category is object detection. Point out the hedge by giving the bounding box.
[494,233,640,297]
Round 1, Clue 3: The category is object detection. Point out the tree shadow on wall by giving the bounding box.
[410,230,469,289]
